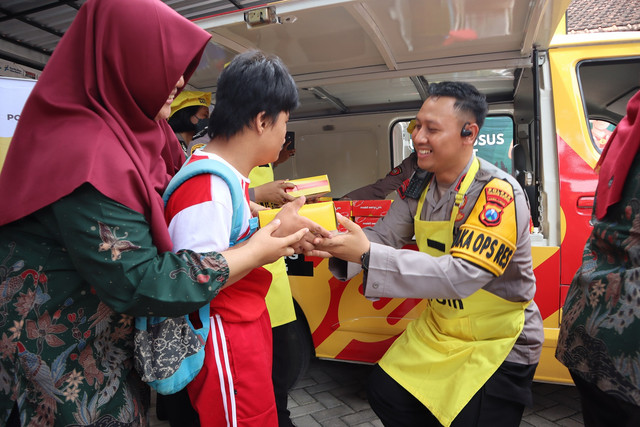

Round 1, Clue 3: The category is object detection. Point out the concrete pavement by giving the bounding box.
[150,357,585,426]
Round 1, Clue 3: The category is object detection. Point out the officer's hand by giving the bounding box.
[307,214,370,263]
[272,196,332,252]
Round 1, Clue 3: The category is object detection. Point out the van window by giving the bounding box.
[588,119,616,152]
[392,115,514,174]
[474,116,514,174]
[577,57,640,154]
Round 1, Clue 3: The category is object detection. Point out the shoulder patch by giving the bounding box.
[389,166,403,176]
[479,183,514,227]
[190,143,206,155]
[450,178,517,276]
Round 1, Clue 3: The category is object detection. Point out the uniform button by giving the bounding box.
[372,283,379,289]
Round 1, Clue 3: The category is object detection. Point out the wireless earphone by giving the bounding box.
[460,122,472,137]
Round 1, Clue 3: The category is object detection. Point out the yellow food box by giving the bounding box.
[285,175,331,199]
[258,201,337,231]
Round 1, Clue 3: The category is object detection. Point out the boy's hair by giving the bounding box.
[428,81,488,129]
[208,50,299,139]
[168,105,200,133]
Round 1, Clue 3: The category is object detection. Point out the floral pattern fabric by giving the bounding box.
[0,184,228,426]
[556,152,640,406]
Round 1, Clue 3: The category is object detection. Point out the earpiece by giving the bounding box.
[460,122,472,137]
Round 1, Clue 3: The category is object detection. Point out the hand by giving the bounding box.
[307,214,370,263]
[222,219,309,286]
[272,196,333,252]
[250,201,267,216]
[244,219,309,265]
[273,146,295,167]
[253,180,296,206]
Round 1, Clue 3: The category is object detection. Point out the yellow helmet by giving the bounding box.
[169,91,211,118]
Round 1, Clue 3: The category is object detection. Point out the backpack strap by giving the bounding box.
[163,158,258,245]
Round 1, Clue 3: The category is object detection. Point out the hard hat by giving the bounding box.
[170,91,211,118]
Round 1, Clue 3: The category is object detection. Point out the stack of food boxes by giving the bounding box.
[351,199,392,228]
[257,174,393,233]
[318,199,393,232]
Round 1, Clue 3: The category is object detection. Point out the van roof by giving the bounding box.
[189,0,571,118]
[551,31,640,48]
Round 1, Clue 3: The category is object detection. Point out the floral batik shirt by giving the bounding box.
[556,153,640,406]
[0,184,228,426]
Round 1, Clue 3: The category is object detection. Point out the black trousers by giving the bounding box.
[155,388,200,427]
[570,370,640,427]
[367,361,536,427]
[272,322,295,427]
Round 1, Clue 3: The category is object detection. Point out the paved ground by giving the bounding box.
[150,358,585,426]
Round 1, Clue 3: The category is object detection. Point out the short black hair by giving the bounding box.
[208,50,299,140]
[428,81,488,129]
[168,105,199,133]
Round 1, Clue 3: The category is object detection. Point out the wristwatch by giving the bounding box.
[360,249,370,270]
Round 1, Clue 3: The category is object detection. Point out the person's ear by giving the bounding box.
[461,122,480,144]
[255,111,268,135]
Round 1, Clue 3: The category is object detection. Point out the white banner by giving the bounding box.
[1,76,37,170]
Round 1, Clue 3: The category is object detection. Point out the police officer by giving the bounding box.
[312,81,543,427]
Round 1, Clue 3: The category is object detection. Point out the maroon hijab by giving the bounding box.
[0,0,211,252]
[595,89,640,220]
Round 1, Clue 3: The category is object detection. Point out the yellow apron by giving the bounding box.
[248,164,296,327]
[378,159,528,426]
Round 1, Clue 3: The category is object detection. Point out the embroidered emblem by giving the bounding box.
[98,222,141,261]
[398,178,411,199]
[455,195,468,222]
[190,143,206,155]
[389,166,402,176]
[479,186,514,227]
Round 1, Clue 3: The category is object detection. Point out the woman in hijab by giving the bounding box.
[0,0,312,425]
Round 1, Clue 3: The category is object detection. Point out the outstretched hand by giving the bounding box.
[221,219,308,287]
[245,218,309,265]
[272,196,333,252]
[306,213,370,263]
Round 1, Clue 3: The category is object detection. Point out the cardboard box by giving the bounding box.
[351,199,393,217]
[285,175,331,199]
[258,201,337,231]
[332,200,352,217]
[354,216,381,228]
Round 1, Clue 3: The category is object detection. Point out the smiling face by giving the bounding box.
[155,75,185,121]
[412,96,475,186]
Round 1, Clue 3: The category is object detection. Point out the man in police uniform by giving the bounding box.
[312,81,543,427]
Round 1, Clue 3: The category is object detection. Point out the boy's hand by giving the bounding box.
[246,219,308,265]
[306,214,370,263]
[272,196,332,252]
